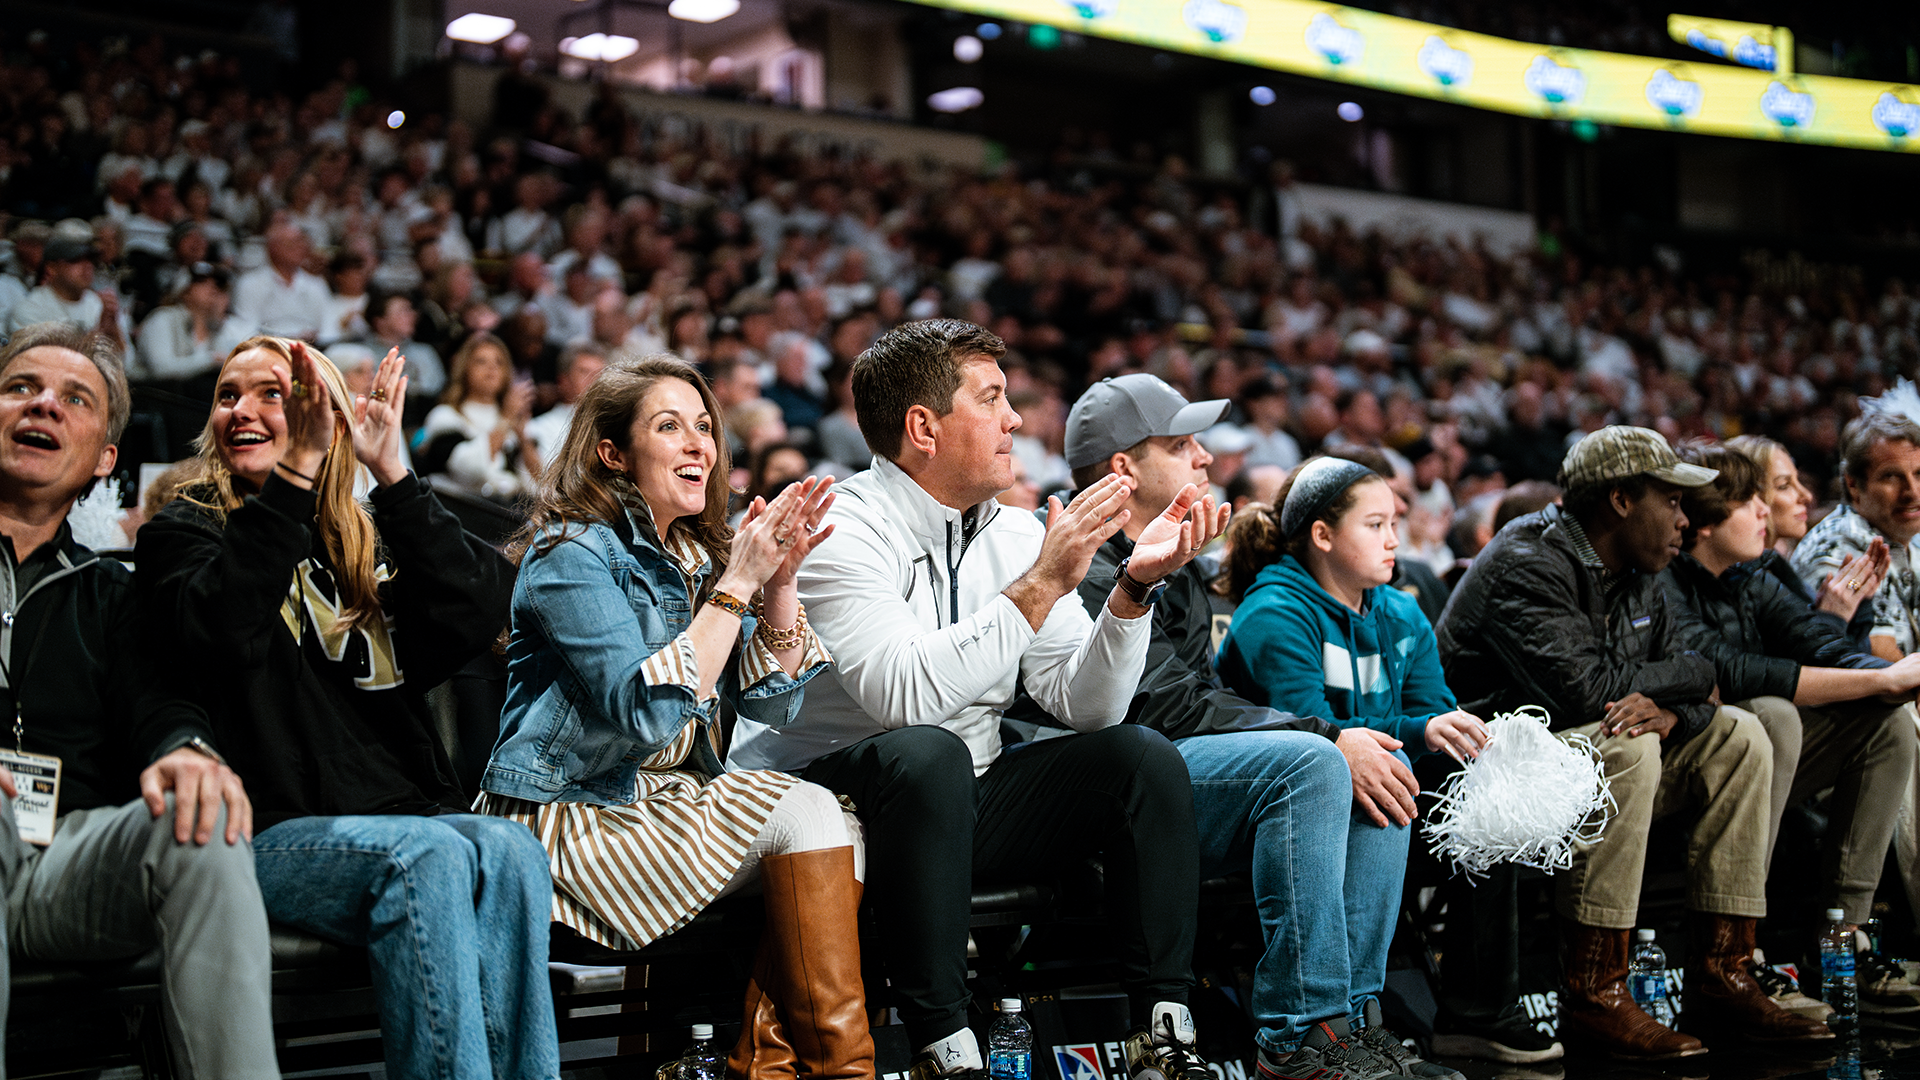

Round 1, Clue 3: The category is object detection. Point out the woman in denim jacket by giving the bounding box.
[477,356,874,1080]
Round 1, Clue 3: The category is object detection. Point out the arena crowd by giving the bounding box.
[3,25,1920,1080]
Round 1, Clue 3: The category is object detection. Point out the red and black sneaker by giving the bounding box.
[1256,1017,1417,1080]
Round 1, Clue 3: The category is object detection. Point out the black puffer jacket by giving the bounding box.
[1435,504,1717,742]
[1753,549,1876,654]
[1660,552,1886,702]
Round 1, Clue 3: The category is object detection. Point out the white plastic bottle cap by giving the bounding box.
[1828,908,1848,922]
[1635,928,1655,942]
[692,1023,714,1039]
[1000,998,1023,1012]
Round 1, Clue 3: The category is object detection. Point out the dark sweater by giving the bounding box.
[136,472,514,829]
[2,521,214,812]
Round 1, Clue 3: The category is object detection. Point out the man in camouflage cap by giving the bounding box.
[1438,426,1828,1058]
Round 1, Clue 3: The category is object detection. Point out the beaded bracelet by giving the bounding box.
[707,588,751,618]
[752,594,809,651]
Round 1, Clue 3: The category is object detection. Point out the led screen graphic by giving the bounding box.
[913,0,1920,154]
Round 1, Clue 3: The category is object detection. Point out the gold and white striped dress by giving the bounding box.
[478,528,830,951]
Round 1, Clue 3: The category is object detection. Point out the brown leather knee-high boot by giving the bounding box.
[728,940,799,1080]
[755,848,876,1080]
[1558,921,1706,1060]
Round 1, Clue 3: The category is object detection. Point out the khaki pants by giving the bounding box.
[1556,706,1773,929]
[1737,696,1917,922]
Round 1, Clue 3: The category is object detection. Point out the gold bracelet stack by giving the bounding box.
[752,594,808,650]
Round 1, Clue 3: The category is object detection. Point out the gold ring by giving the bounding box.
[290,379,308,399]
[370,388,388,402]
[1849,579,1861,590]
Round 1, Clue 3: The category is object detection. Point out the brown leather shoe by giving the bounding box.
[728,942,799,1080]
[1558,920,1707,1060]
[1682,913,1834,1044]
[756,848,876,1080]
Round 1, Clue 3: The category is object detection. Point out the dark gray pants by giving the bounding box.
[0,794,280,1079]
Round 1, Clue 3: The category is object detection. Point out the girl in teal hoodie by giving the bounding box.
[1219,458,1489,785]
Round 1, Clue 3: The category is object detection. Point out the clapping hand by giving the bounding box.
[723,478,835,595]
[349,347,411,488]
[1124,483,1230,584]
[1816,538,1890,623]
[748,477,836,592]
[274,341,336,484]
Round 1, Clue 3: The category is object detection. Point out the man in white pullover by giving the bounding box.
[730,319,1222,1080]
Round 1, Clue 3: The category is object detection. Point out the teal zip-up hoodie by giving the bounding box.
[1218,555,1456,755]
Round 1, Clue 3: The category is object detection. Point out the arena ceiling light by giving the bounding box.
[560,33,641,62]
[445,12,515,44]
[927,86,984,113]
[667,0,740,23]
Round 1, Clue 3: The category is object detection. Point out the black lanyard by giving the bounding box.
[4,611,56,753]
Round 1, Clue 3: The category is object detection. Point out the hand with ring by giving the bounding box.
[1817,537,1891,623]
[348,347,412,488]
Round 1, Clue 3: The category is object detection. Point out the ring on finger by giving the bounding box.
[370,388,388,402]
[290,379,309,399]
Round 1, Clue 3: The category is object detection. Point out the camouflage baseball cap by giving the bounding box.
[1560,426,1718,490]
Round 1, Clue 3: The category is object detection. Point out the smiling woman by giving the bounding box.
[134,335,561,1079]
[476,356,870,1079]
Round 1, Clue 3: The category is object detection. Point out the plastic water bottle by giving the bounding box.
[682,1023,722,1080]
[988,998,1033,1080]
[1629,929,1675,1027]
[1822,908,1859,1033]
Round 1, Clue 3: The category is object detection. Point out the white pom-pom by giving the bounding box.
[67,477,128,552]
[1421,705,1613,880]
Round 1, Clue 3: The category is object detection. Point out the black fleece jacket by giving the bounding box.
[1436,505,1718,741]
[136,472,513,829]
[1660,551,1887,703]
[2,521,215,813]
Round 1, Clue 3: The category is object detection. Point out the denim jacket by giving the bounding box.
[481,510,829,805]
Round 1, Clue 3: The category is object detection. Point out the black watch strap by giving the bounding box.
[1115,556,1167,607]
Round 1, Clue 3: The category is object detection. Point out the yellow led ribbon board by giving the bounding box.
[919,0,1920,153]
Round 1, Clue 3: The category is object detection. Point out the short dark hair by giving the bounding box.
[1675,440,1763,549]
[1841,411,1920,493]
[852,319,1005,461]
[1494,480,1561,532]
[556,342,606,380]
[1562,475,1651,526]
[0,322,131,444]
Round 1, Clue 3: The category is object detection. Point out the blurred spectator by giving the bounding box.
[230,223,328,341]
[523,343,607,471]
[815,359,868,469]
[7,236,129,346]
[1241,377,1301,471]
[135,263,253,384]
[418,333,537,502]
[318,252,370,346]
[765,332,826,434]
[363,289,446,403]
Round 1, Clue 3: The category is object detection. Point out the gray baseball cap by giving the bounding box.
[1065,374,1230,469]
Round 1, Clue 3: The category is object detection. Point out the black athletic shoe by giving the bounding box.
[1356,1001,1466,1080]
[1427,1006,1565,1065]
[1256,1017,1416,1080]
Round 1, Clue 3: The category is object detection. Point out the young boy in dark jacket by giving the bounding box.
[1661,440,1920,1015]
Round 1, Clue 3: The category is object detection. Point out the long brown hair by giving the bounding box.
[179,335,386,630]
[441,332,512,408]
[507,355,734,582]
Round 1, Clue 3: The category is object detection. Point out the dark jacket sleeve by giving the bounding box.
[1474,546,1714,732]
[136,474,318,666]
[1750,572,1891,674]
[1641,588,1717,742]
[1076,542,1340,742]
[1659,570,1800,702]
[104,566,218,767]
[366,473,515,687]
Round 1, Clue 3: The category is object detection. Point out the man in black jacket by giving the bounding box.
[1061,375,1494,1080]
[0,322,277,1076]
[1438,426,1826,1058]
[1662,441,1920,1013]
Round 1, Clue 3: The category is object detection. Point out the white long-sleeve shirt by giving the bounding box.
[728,455,1151,776]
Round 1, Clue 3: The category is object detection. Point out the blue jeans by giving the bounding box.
[252,813,560,1080]
[1178,731,1412,1053]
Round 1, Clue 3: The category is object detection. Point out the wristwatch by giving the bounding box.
[180,737,226,767]
[1114,556,1168,608]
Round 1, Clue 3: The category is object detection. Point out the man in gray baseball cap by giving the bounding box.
[1057,376,1475,1080]
[1066,374,1231,472]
